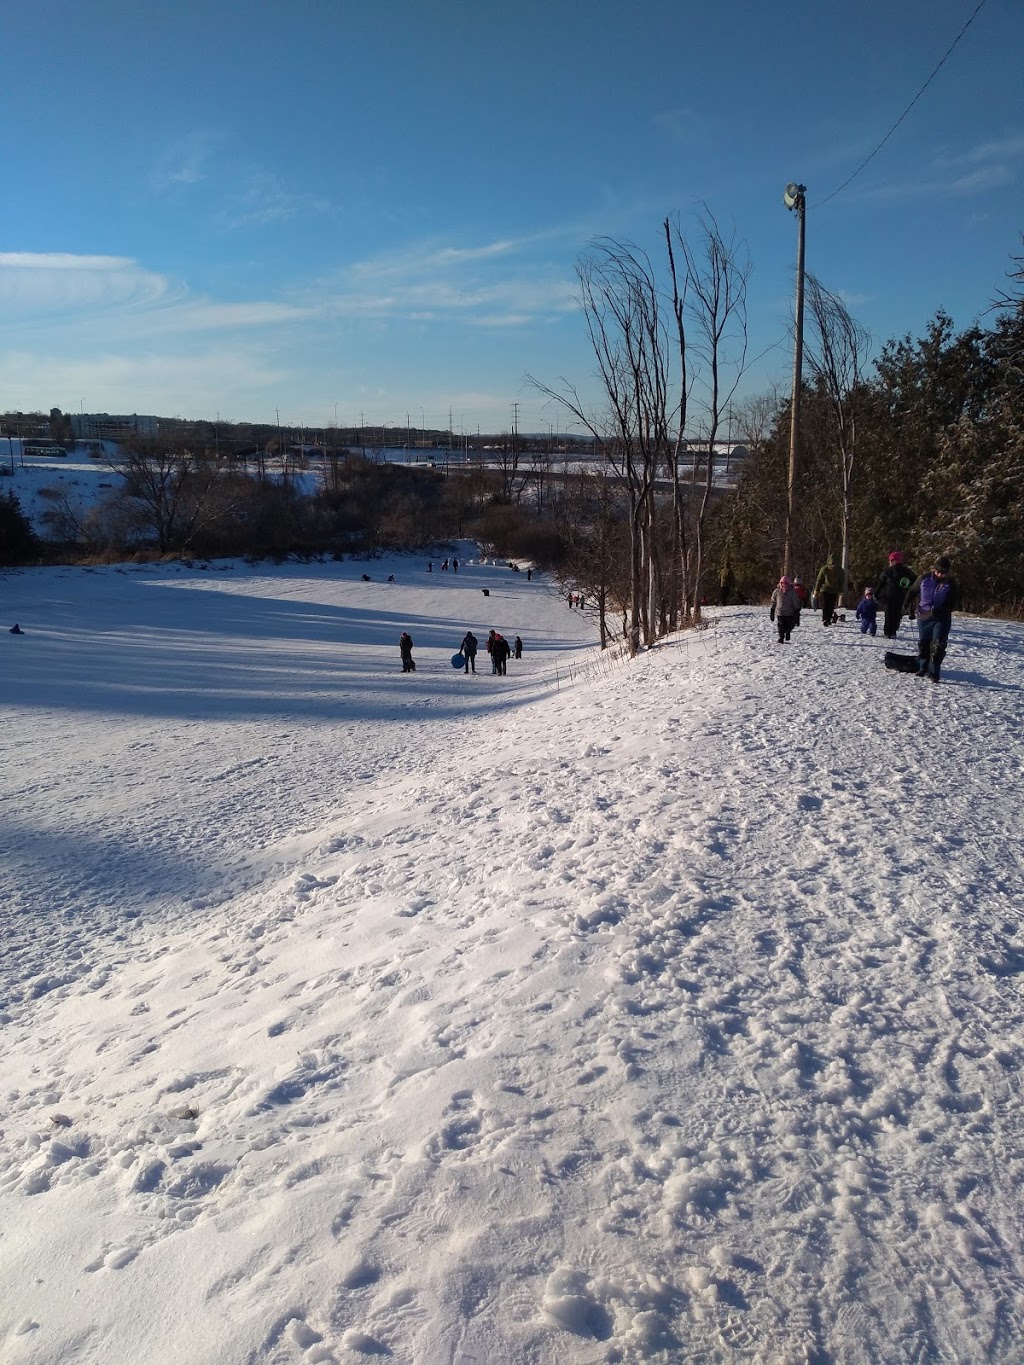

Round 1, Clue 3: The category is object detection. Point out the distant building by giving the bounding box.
[70,413,159,441]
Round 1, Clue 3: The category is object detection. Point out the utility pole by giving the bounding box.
[782,183,807,579]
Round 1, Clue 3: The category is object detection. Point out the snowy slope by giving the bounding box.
[2,556,1024,1364]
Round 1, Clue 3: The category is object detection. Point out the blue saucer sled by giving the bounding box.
[451,653,466,669]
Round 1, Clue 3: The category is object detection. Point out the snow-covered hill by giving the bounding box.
[2,552,1023,1363]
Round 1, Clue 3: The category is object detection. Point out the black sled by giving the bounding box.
[884,651,919,673]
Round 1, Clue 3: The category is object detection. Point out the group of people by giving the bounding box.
[399,628,524,674]
[426,558,459,572]
[769,549,960,683]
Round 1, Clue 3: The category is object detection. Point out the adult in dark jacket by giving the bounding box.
[492,632,511,675]
[875,551,917,639]
[813,554,845,627]
[399,631,415,672]
[905,556,959,682]
[460,630,478,673]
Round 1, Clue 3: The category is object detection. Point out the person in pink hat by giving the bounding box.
[769,575,801,643]
[874,550,917,639]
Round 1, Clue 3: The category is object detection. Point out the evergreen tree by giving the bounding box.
[0,489,37,564]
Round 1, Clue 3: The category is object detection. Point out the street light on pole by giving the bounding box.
[782,182,806,579]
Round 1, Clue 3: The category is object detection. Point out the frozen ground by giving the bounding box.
[2,551,1024,1364]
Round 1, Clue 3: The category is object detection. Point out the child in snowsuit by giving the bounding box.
[792,576,810,625]
[514,636,523,660]
[769,576,801,643]
[874,551,917,640]
[399,632,415,672]
[855,586,879,635]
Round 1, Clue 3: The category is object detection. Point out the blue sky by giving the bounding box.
[1,0,1021,435]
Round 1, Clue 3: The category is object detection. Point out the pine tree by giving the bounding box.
[0,489,38,564]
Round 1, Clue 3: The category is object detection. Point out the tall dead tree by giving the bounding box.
[672,211,750,617]
[664,218,691,623]
[529,238,670,649]
[804,273,871,601]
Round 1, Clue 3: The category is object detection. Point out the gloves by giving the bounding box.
[769,606,776,621]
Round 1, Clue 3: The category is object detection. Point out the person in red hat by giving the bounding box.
[874,550,917,640]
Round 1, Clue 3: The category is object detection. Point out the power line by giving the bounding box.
[814,0,989,208]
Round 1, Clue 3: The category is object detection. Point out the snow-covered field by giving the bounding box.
[2,551,1024,1364]
[2,450,119,539]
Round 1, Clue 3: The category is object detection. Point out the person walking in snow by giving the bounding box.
[399,631,415,672]
[792,576,810,625]
[460,630,478,673]
[814,553,845,627]
[769,575,801,643]
[874,550,917,640]
[491,632,510,675]
[855,585,879,636]
[905,555,959,683]
[513,635,523,660]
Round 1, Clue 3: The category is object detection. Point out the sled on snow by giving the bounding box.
[883,651,920,673]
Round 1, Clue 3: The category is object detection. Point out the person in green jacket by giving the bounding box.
[813,553,845,627]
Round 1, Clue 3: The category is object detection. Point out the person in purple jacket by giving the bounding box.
[905,555,959,683]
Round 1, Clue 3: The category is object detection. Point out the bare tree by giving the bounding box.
[112,441,226,554]
[673,210,751,616]
[530,238,672,649]
[664,218,691,624]
[803,274,872,600]
[989,233,1024,316]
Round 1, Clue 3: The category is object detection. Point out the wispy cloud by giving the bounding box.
[859,128,1024,203]
[652,107,710,147]
[315,235,579,327]
[0,252,175,317]
[149,131,225,191]
[216,170,333,229]
[0,252,312,338]
[943,133,1024,167]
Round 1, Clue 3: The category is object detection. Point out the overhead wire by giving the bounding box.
[814,0,990,208]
